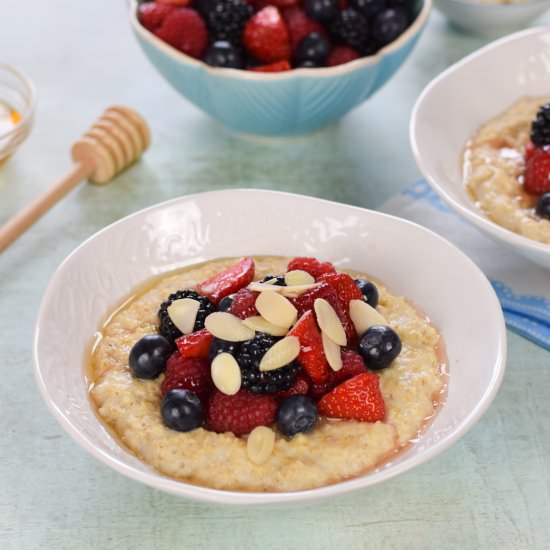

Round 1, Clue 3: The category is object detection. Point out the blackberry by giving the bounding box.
[208,337,240,363]
[236,333,300,394]
[531,103,550,148]
[371,7,408,46]
[202,0,253,47]
[329,9,370,53]
[259,275,286,286]
[158,290,215,344]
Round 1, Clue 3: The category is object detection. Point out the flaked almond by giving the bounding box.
[211,353,241,395]
[248,281,284,293]
[247,426,275,465]
[259,336,300,372]
[349,299,388,336]
[313,298,347,346]
[322,332,342,371]
[242,316,289,337]
[167,298,200,335]
[279,284,318,298]
[204,312,255,342]
[255,291,297,329]
[284,269,315,286]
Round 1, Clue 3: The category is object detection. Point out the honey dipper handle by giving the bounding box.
[0,162,92,253]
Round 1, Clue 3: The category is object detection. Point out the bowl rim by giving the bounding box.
[410,26,550,259]
[33,189,507,505]
[128,0,432,80]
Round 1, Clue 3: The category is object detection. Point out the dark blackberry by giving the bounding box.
[236,333,300,394]
[350,0,385,18]
[329,9,370,53]
[202,0,253,47]
[217,294,234,312]
[531,103,550,148]
[371,7,408,46]
[259,275,286,286]
[208,337,240,363]
[158,290,215,344]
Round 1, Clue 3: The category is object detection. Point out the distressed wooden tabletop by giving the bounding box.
[1,1,549,548]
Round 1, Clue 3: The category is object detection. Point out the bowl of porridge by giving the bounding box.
[411,27,550,270]
[33,189,506,505]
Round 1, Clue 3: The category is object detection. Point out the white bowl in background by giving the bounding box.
[411,27,550,270]
[34,190,506,505]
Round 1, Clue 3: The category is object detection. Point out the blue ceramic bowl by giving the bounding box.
[129,0,431,136]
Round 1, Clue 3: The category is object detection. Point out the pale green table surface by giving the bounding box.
[1,2,550,549]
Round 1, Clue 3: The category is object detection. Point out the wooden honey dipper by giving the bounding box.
[0,105,150,253]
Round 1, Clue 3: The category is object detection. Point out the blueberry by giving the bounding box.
[203,41,244,69]
[535,192,550,220]
[161,389,204,432]
[129,334,172,379]
[350,0,385,17]
[359,325,402,370]
[355,278,379,308]
[218,295,234,312]
[296,59,320,68]
[209,337,240,363]
[277,395,318,436]
[304,0,340,22]
[294,32,331,66]
[371,7,408,46]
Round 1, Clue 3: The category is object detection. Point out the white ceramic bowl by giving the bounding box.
[411,27,550,270]
[434,0,550,36]
[34,190,506,505]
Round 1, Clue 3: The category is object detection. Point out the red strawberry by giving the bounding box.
[524,146,550,195]
[282,7,324,49]
[175,328,213,360]
[197,257,255,304]
[207,390,277,436]
[288,311,330,383]
[327,45,360,66]
[525,140,536,161]
[155,8,207,59]
[243,6,291,63]
[318,373,385,422]
[251,60,291,72]
[161,352,213,401]
[229,288,259,319]
[317,272,363,308]
[276,372,310,399]
[138,2,176,32]
[287,257,336,280]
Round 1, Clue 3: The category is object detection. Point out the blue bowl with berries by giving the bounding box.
[129,0,431,136]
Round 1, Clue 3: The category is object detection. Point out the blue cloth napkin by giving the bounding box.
[381,180,550,350]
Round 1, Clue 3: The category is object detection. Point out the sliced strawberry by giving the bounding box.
[243,6,291,63]
[250,60,291,72]
[287,257,336,280]
[524,146,550,195]
[229,288,259,319]
[276,372,310,399]
[318,373,385,422]
[161,352,213,401]
[175,328,213,360]
[197,257,255,304]
[288,311,330,383]
[282,7,324,49]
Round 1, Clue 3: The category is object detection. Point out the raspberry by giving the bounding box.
[206,390,278,435]
[250,60,292,72]
[282,7,324,50]
[287,257,336,280]
[243,6,291,63]
[229,288,258,319]
[155,8,208,59]
[317,272,363,308]
[175,328,213,360]
[327,45,360,66]
[276,372,310,399]
[160,353,213,401]
[138,2,177,32]
[524,146,550,195]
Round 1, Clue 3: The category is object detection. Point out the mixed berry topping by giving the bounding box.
[531,103,550,148]
[127,257,404,463]
[138,0,416,71]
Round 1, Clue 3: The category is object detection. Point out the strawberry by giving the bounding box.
[155,8,208,59]
[206,390,277,436]
[138,2,177,32]
[327,45,360,66]
[282,7,324,49]
[318,373,385,422]
[276,372,310,399]
[161,352,213,401]
[175,328,213,360]
[524,146,550,195]
[317,272,363,308]
[288,311,330,383]
[243,6,291,63]
[229,288,259,319]
[287,257,336,280]
[251,60,291,72]
[197,257,255,304]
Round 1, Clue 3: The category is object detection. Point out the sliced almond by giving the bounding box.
[211,353,241,395]
[204,312,255,342]
[313,298,347,346]
[247,426,275,465]
[166,298,200,335]
[349,299,388,336]
[242,316,289,337]
[248,281,284,293]
[255,291,298,329]
[279,284,318,298]
[284,270,315,286]
[259,336,300,372]
[322,332,342,371]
